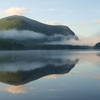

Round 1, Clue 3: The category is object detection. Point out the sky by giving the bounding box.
[0,0,100,43]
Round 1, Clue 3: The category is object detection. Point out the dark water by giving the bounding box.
[0,50,99,100]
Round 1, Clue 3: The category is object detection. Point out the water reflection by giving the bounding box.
[3,85,28,94]
[0,50,99,99]
[97,53,100,57]
[0,51,78,85]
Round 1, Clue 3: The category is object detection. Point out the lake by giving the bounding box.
[0,50,99,100]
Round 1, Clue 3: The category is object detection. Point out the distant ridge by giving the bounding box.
[94,42,100,49]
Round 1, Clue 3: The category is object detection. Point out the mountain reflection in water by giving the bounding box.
[0,50,99,100]
[0,51,78,85]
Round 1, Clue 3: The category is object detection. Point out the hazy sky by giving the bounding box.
[0,0,100,38]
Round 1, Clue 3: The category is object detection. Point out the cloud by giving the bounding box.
[42,21,60,25]
[79,20,100,26]
[5,8,28,15]
[3,8,29,16]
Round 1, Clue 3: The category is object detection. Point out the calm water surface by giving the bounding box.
[0,50,99,100]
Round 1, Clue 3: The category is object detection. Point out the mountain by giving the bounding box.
[0,15,79,49]
[0,15,78,39]
[94,42,100,49]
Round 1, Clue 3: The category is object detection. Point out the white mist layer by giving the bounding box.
[0,30,75,42]
[0,30,46,40]
[0,30,98,45]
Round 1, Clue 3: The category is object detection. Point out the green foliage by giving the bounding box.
[0,39,24,50]
[0,15,76,36]
[0,15,80,50]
